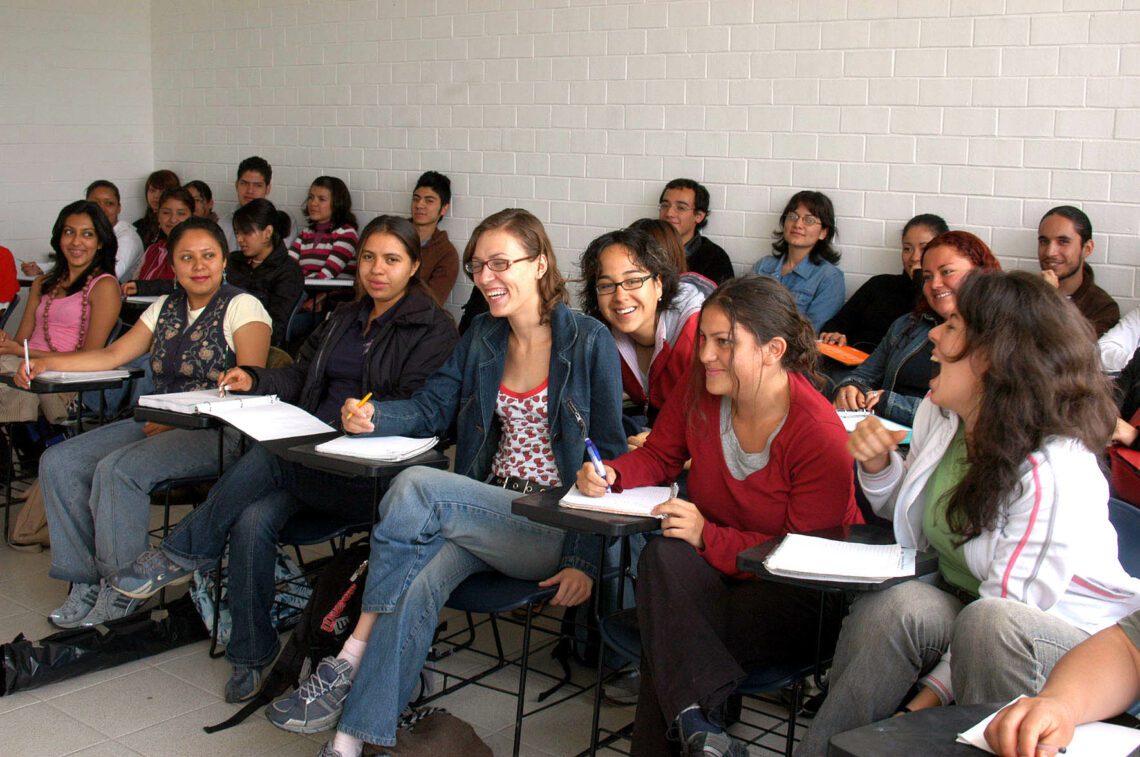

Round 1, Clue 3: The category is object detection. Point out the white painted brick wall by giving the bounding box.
[119,1,1140,315]
[2,1,153,264]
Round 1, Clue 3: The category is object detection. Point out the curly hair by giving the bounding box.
[940,270,1117,540]
[578,228,679,324]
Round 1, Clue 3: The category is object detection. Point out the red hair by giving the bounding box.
[915,230,1002,316]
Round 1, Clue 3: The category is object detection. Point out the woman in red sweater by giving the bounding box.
[578,275,862,757]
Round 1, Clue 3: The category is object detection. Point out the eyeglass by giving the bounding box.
[464,254,539,277]
[783,212,821,227]
[658,201,693,214]
[595,273,656,296]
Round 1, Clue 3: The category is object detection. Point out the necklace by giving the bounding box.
[41,274,99,352]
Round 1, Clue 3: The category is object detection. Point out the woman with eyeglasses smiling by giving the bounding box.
[753,190,845,333]
[263,208,626,757]
[579,227,713,448]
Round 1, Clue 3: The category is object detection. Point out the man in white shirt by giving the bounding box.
[220,156,299,253]
[86,180,143,280]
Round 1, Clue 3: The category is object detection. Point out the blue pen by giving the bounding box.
[565,398,611,492]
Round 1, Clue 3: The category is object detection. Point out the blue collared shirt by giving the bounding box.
[752,254,846,332]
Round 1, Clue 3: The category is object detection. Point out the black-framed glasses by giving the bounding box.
[595,273,656,296]
[783,212,821,227]
[464,254,539,277]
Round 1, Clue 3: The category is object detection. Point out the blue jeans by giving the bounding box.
[163,443,376,667]
[41,417,241,584]
[337,466,568,746]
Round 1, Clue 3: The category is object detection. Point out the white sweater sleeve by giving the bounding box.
[1099,307,1140,373]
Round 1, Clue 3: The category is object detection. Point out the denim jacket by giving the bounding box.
[836,312,936,427]
[752,254,846,332]
[367,302,627,579]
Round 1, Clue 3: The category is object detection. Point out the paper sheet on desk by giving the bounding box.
[763,534,916,583]
[314,435,438,462]
[204,400,334,441]
[559,484,675,518]
[36,369,131,383]
[837,410,912,444]
[957,696,1140,755]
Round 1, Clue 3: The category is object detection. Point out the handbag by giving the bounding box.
[361,707,492,757]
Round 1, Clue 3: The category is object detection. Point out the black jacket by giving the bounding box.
[226,241,305,347]
[821,272,920,351]
[244,288,458,414]
[686,235,734,285]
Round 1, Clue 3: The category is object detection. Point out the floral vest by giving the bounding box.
[150,284,240,394]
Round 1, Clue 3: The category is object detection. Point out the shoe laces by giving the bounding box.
[58,583,99,614]
[297,660,347,703]
[137,548,174,575]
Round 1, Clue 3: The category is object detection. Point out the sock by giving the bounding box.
[331,730,363,757]
[677,703,723,740]
[337,635,367,679]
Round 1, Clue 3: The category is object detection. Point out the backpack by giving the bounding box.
[204,539,371,733]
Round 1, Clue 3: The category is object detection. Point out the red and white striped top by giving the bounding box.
[289,222,358,279]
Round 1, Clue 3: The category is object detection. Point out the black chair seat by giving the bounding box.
[445,571,557,614]
[279,512,369,547]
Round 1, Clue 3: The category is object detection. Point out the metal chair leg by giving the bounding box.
[512,604,536,757]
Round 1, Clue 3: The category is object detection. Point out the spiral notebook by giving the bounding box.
[137,390,334,441]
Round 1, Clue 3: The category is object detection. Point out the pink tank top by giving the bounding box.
[28,273,115,352]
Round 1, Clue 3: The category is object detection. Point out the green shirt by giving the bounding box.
[922,425,981,597]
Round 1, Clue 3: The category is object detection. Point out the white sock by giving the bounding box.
[331,731,363,757]
[337,635,367,679]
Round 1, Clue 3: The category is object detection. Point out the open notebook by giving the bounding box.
[559,484,676,518]
[137,390,334,441]
[836,410,913,444]
[313,435,439,462]
[763,534,916,583]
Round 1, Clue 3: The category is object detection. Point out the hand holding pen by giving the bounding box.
[342,393,375,434]
[576,460,616,497]
[216,367,253,395]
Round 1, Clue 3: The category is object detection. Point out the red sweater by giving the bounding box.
[619,311,699,421]
[610,371,862,578]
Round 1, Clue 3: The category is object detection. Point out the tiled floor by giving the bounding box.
[0,506,802,757]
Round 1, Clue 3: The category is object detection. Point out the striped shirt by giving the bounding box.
[289,222,358,279]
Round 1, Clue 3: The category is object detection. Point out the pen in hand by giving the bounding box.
[356,392,373,409]
[565,398,610,493]
[23,338,30,380]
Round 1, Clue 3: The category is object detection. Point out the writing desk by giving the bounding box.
[512,487,660,757]
[124,295,161,308]
[827,702,999,757]
[302,278,354,291]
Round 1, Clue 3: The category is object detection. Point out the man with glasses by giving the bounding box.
[658,178,734,285]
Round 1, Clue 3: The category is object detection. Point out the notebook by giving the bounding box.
[35,369,132,383]
[836,410,913,444]
[137,390,334,441]
[558,484,676,518]
[957,696,1140,755]
[817,341,871,366]
[314,435,439,462]
[762,534,916,583]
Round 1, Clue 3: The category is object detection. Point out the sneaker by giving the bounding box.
[225,644,284,703]
[602,668,640,706]
[266,656,354,734]
[683,731,750,757]
[49,582,100,628]
[81,584,143,626]
[110,548,193,599]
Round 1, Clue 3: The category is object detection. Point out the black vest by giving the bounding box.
[150,284,241,394]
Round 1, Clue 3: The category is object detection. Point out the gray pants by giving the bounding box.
[796,583,1089,756]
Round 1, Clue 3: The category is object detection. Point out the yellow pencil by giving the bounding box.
[356,392,373,408]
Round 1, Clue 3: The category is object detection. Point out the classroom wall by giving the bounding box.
[1,0,154,264]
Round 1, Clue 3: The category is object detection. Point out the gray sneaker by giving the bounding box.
[49,583,100,629]
[602,667,640,706]
[81,584,143,626]
[226,664,266,703]
[111,548,193,599]
[266,656,354,734]
[683,731,750,757]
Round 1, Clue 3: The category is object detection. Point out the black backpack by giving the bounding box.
[204,540,370,733]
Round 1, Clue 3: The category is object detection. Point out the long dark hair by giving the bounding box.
[44,201,118,296]
[462,208,568,325]
[771,190,840,265]
[578,228,679,323]
[353,215,434,303]
[233,198,290,249]
[689,275,821,423]
[304,176,357,230]
[940,270,1117,541]
[137,169,181,245]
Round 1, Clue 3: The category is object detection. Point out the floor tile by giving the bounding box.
[64,742,145,757]
[0,702,106,756]
[49,666,218,738]
[116,701,300,757]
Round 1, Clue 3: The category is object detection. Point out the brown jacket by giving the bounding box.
[1071,263,1120,338]
[418,228,459,306]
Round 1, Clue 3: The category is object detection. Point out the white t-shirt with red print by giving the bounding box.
[490,379,561,487]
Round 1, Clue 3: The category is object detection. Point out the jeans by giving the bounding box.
[162,443,376,667]
[41,417,241,584]
[337,466,568,746]
[796,583,1089,757]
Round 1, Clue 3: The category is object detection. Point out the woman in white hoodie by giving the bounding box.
[798,270,1140,756]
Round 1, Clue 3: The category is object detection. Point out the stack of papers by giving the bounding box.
[36,369,132,383]
[137,390,334,441]
[837,410,913,444]
[763,534,916,583]
[559,484,675,518]
[314,435,438,462]
[957,696,1140,755]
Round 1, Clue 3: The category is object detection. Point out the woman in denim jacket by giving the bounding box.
[834,231,1001,427]
[265,208,626,757]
